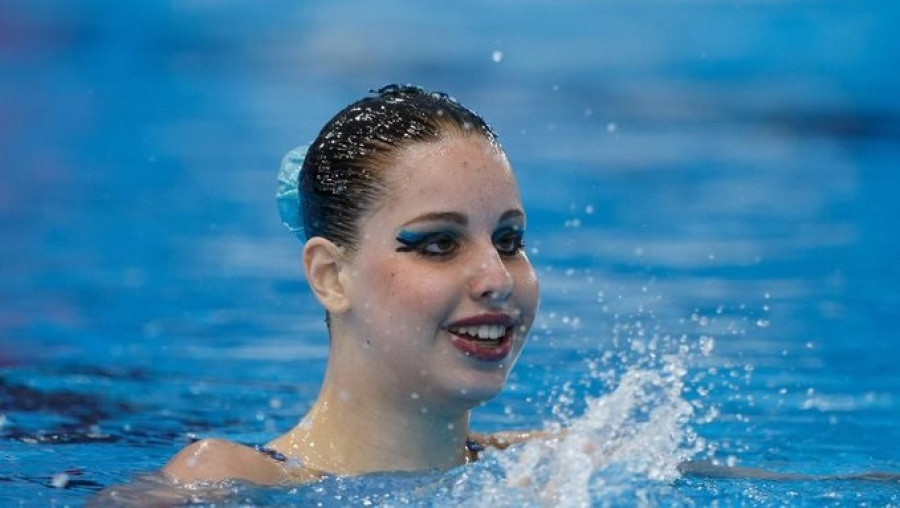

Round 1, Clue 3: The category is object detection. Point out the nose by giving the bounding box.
[468,245,514,303]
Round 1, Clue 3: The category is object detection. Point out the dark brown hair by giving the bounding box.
[298,84,501,251]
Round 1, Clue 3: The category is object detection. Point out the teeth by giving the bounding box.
[451,325,508,340]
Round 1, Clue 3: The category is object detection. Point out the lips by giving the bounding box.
[444,313,517,362]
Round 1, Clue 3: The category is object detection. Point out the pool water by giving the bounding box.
[2,1,899,506]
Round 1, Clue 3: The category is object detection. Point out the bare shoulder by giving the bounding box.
[163,438,291,485]
[90,440,322,506]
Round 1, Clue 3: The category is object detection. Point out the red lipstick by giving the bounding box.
[444,313,517,362]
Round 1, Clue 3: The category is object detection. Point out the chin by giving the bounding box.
[440,366,512,408]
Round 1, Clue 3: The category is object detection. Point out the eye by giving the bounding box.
[493,228,525,257]
[421,232,459,256]
[396,231,460,257]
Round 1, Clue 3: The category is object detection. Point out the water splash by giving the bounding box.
[479,355,701,506]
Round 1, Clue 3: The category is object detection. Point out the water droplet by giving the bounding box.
[51,473,69,489]
[700,336,715,356]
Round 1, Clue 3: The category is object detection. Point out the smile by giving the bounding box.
[444,314,516,362]
[447,325,508,340]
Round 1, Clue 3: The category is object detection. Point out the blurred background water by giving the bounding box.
[2,1,899,505]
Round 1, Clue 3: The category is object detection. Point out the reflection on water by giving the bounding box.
[2,0,899,505]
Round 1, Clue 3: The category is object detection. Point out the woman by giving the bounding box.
[163,85,541,485]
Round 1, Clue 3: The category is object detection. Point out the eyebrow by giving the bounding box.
[400,209,525,228]
[499,209,526,224]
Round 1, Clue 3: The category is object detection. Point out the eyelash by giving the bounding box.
[395,229,526,258]
[493,228,526,257]
[396,231,460,257]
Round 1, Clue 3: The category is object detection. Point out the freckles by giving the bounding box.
[381,273,397,301]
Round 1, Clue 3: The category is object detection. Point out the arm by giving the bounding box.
[678,460,900,482]
[470,429,558,450]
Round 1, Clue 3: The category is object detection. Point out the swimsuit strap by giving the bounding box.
[465,437,485,453]
[465,436,485,463]
[254,445,288,462]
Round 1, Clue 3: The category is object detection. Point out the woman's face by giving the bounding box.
[338,134,539,411]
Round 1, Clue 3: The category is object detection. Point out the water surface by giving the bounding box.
[2,1,899,505]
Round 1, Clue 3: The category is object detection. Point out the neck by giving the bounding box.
[276,366,472,474]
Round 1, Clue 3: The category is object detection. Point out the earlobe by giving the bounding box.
[303,237,350,315]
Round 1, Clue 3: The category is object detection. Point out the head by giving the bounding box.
[293,85,540,411]
[299,85,500,252]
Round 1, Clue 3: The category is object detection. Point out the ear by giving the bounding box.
[303,237,350,315]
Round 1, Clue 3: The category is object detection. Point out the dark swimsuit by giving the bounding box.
[255,445,289,462]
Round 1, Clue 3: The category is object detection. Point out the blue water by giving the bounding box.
[2,1,899,506]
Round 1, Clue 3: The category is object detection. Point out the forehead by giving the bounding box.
[381,135,517,203]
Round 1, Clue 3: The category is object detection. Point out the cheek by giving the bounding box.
[368,262,449,323]
[515,264,541,315]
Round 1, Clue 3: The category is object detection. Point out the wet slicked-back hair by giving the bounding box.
[299,84,501,251]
